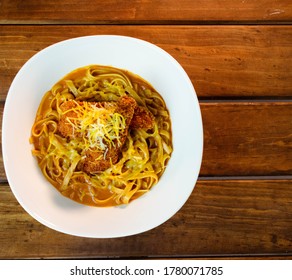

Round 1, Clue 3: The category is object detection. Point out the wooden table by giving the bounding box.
[0,0,292,259]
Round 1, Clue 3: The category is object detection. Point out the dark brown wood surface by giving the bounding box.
[1,0,292,23]
[1,25,292,100]
[0,0,291,259]
[1,180,292,259]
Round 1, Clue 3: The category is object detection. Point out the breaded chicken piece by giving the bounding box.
[130,106,155,130]
[58,100,79,138]
[81,96,136,173]
[81,145,120,173]
[58,96,136,173]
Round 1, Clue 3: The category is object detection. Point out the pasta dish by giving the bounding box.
[30,65,172,207]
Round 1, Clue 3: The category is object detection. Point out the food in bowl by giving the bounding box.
[30,65,172,207]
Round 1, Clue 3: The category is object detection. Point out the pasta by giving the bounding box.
[30,65,172,207]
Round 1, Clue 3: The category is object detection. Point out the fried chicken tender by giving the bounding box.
[80,96,136,173]
[58,95,154,174]
[130,105,155,130]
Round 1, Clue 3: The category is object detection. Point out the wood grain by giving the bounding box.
[0,0,291,24]
[1,102,291,181]
[1,0,292,260]
[0,25,291,101]
[0,179,291,258]
[200,102,292,176]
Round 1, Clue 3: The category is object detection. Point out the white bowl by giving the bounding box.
[2,35,203,238]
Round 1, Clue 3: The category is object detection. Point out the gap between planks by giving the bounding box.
[1,20,292,26]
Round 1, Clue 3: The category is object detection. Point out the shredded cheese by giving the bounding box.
[64,101,126,152]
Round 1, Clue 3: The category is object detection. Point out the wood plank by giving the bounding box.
[0,104,3,182]
[0,25,291,101]
[1,102,292,181]
[0,0,291,24]
[0,180,291,258]
[200,102,292,176]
